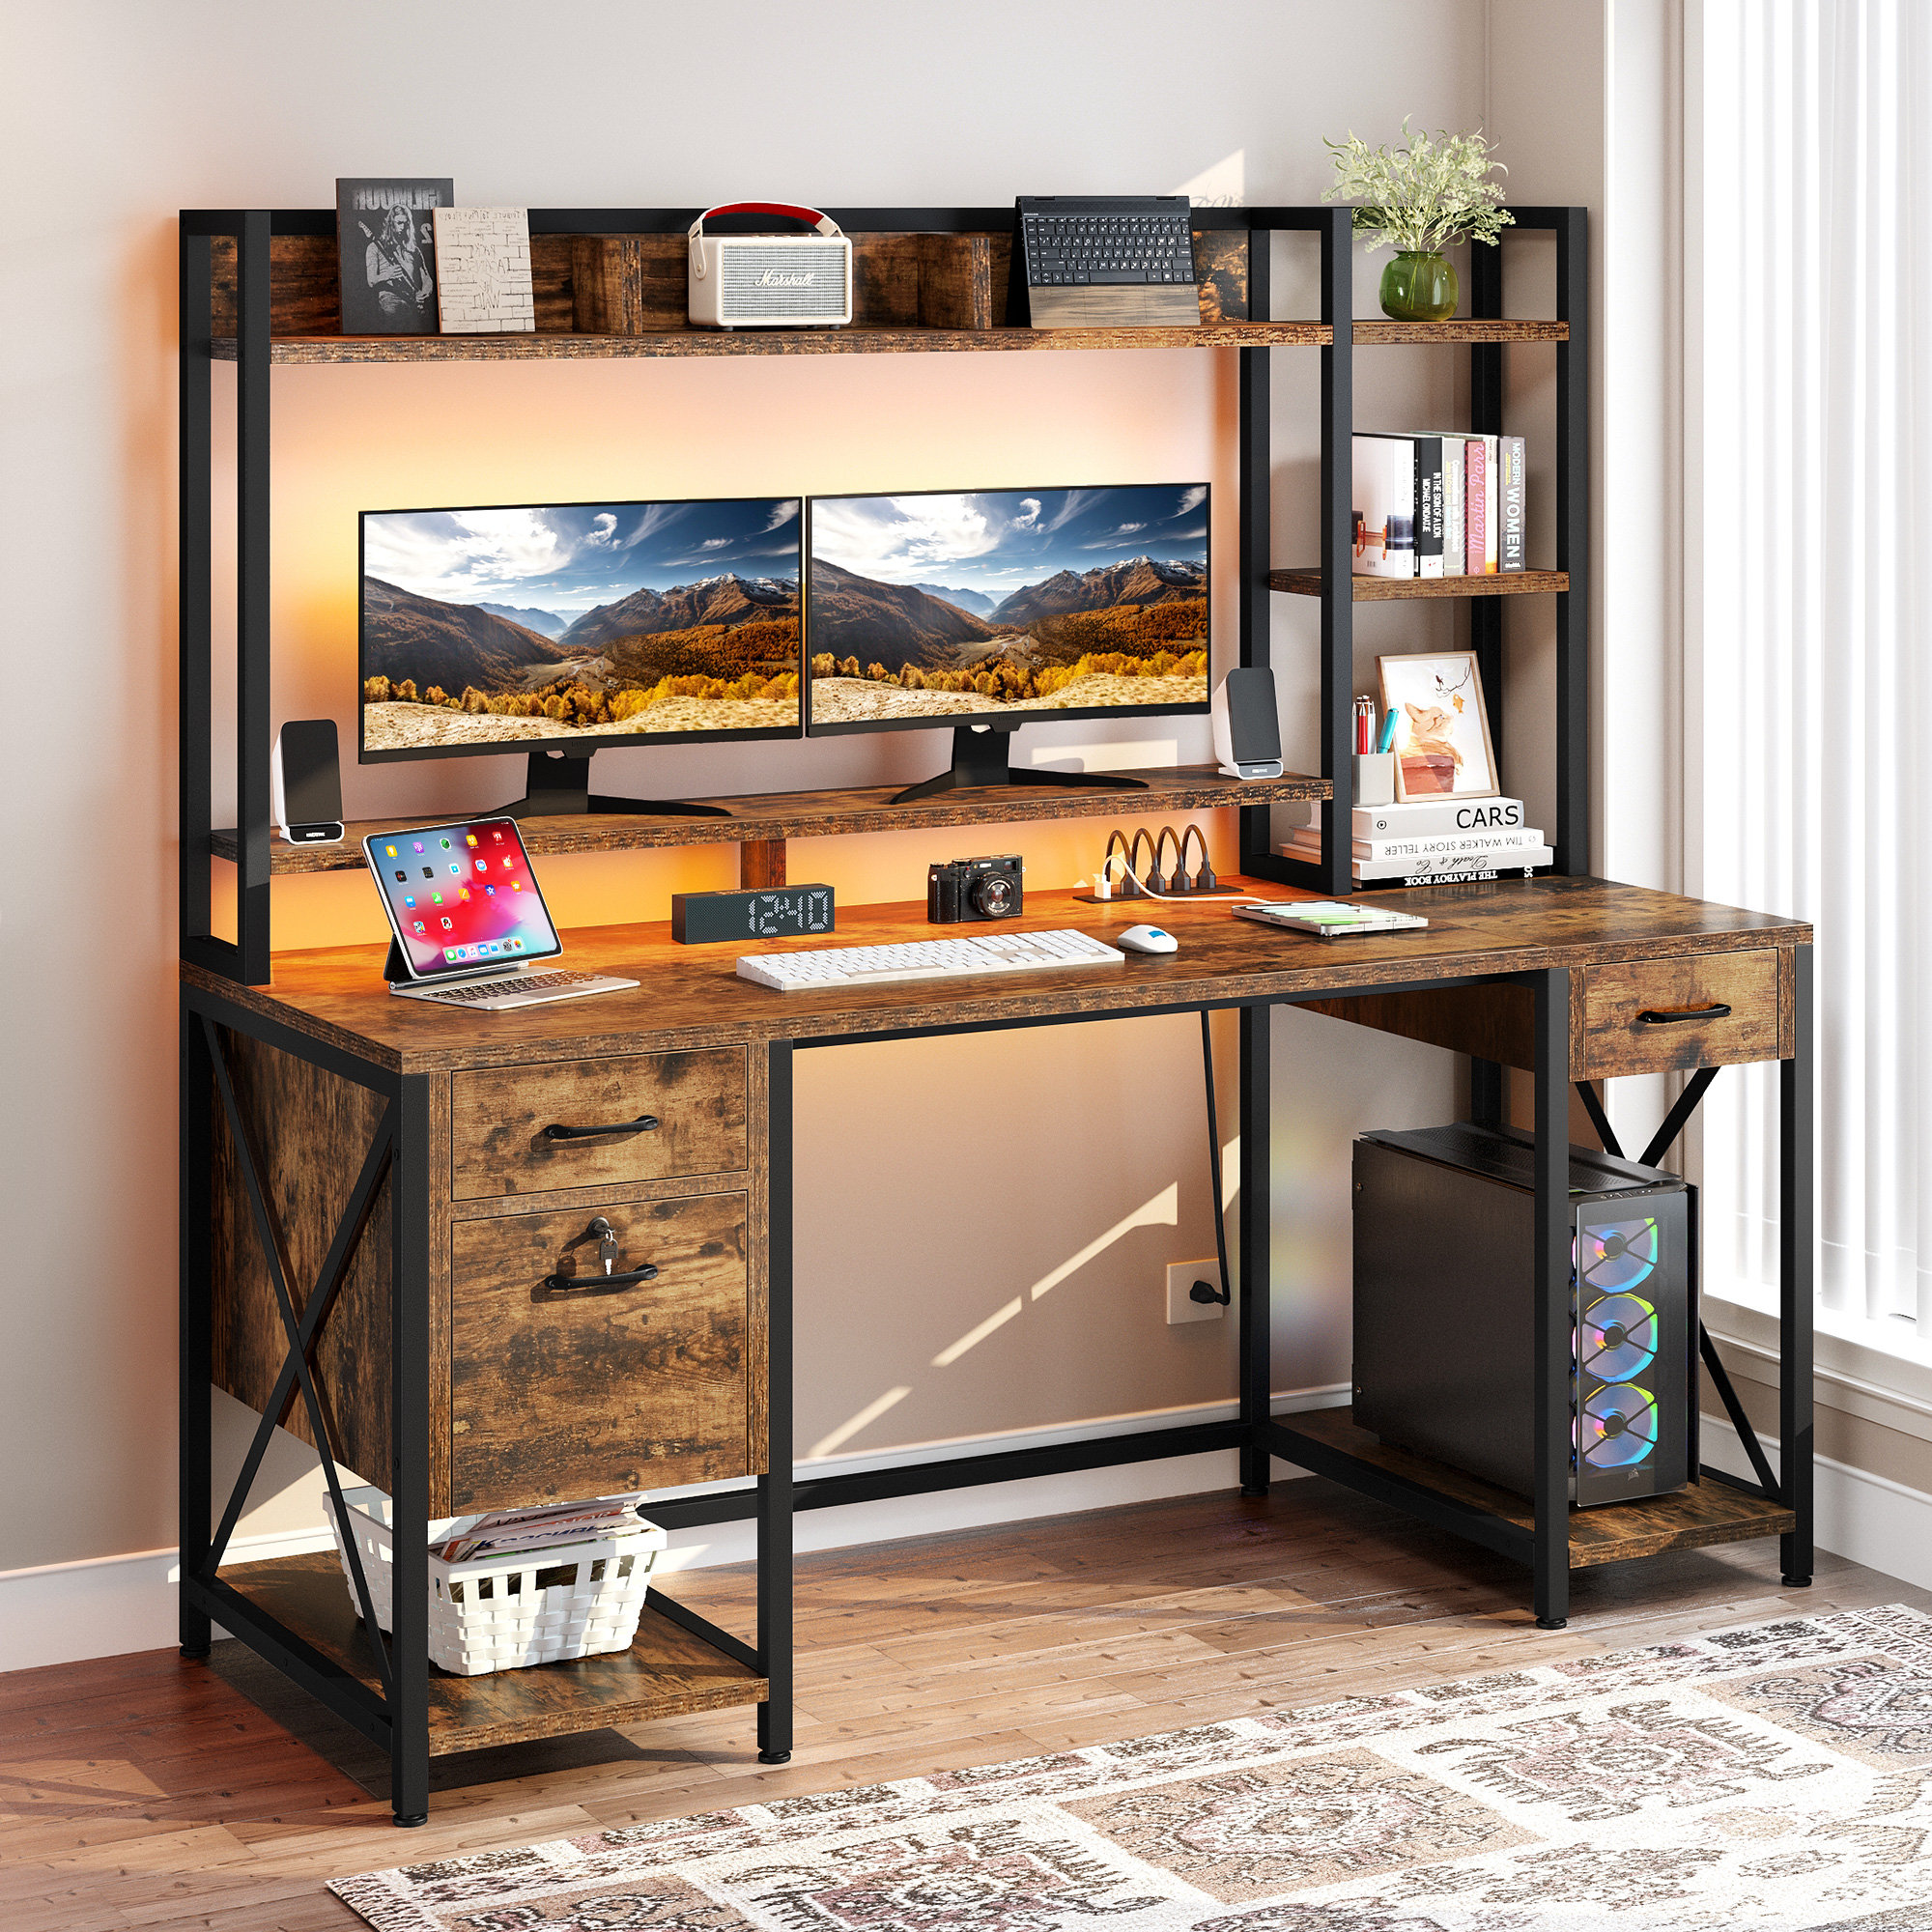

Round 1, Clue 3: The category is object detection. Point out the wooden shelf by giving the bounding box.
[1278,1406,1796,1568]
[1351,319,1568,345]
[1268,568,1571,601]
[219,1551,765,1752]
[209,321,1329,363]
[204,318,1567,364]
[210,763,1327,877]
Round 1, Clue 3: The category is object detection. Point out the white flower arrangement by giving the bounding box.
[1323,120,1513,254]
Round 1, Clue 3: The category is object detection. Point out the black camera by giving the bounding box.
[928,854,1024,923]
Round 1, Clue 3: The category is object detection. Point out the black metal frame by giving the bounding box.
[644,955,1816,1644]
[179,950,1816,1816]
[1249,206,1591,894]
[178,203,1589,987]
[178,199,1811,1817]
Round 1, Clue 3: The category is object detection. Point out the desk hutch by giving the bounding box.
[176,205,1812,1825]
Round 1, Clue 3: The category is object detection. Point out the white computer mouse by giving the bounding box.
[1117,923,1179,954]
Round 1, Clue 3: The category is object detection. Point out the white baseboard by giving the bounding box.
[1700,1410,1932,1593]
[0,1390,1342,1675]
[0,1523,337,1675]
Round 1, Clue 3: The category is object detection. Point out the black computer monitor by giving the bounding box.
[805,483,1209,801]
[358,496,803,818]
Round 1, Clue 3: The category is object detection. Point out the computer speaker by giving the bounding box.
[1210,668,1283,780]
[270,719,345,843]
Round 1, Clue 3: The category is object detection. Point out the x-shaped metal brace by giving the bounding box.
[1574,1065,1782,1505]
[199,1015,399,1698]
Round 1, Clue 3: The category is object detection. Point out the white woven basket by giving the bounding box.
[321,1486,667,1677]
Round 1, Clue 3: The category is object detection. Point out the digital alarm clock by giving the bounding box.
[670,885,836,945]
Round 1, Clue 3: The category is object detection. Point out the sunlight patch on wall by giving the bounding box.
[806,1383,914,1461]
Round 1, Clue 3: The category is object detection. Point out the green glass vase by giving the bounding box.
[1379,250,1459,323]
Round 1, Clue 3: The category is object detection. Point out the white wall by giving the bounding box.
[5,1,1527,1646]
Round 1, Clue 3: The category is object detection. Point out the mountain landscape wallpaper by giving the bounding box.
[806,485,1209,728]
[357,498,803,753]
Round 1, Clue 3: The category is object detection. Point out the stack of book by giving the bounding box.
[1352,432,1526,579]
[1276,796,1553,886]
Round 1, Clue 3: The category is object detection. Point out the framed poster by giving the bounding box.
[336,178,453,334]
[1377,650,1499,802]
[433,207,535,333]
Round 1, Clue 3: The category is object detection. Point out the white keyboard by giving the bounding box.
[736,927,1126,991]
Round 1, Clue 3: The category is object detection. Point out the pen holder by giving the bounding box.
[1354,753,1396,808]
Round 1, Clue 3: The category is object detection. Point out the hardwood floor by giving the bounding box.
[5,1478,1928,1931]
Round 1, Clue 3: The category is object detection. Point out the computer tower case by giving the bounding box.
[1353,1122,1696,1506]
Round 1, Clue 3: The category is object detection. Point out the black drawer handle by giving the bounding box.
[539,1262,659,1294]
[542,1113,659,1142]
[1636,1003,1732,1025]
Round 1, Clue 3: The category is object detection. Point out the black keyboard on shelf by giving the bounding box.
[1009,195,1200,329]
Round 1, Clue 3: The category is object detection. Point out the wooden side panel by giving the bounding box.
[568,236,686,331]
[529,234,575,329]
[1580,949,1782,1077]
[210,235,341,335]
[450,1047,748,1199]
[852,235,924,327]
[1195,230,1248,322]
[208,1027,395,1491]
[1779,943,1797,1058]
[739,838,787,890]
[1297,983,1539,1071]
[918,235,1008,329]
[449,1191,751,1511]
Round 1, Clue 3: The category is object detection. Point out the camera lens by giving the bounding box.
[971,871,1017,917]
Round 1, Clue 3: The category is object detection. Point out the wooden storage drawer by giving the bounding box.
[1579,949,1782,1077]
[451,1048,748,1199]
[449,1191,751,1512]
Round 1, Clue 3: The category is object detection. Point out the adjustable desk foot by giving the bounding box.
[1535,1616,1569,1631]
[393,1812,428,1829]
[178,1643,212,1662]
[1782,1574,1813,1588]
[1239,1483,1269,1499]
[758,1749,793,1766]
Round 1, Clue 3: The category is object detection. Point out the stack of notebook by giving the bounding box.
[1277,796,1552,885]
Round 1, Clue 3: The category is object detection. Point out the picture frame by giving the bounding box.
[1377,650,1499,802]
[336,178,453,335]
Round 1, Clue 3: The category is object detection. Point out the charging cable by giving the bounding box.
[1191,1010,1233,1306]
[1089,847,1279,908]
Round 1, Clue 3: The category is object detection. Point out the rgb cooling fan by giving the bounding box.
[1578,1291,1660,1382]
[1580,1217,1661,1292]
[1580,1383,1660,1468]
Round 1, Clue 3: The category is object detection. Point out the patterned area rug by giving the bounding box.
[331,1604,1932,1932]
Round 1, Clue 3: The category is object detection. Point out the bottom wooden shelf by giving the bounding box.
[1275,1406,1795,1569]
[219,1550,767,1752]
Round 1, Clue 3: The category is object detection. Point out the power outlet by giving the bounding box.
[1167,1259,1225,1324]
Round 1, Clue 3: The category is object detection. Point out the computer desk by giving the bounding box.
[178,872,1813,1823]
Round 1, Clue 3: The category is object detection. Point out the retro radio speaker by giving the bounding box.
[687,201,853,329]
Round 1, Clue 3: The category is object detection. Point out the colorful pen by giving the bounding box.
[1378,708,1398,753]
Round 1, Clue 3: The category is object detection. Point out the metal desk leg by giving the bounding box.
[1239,1005,1272,1495]
[758,1039,795,1764]
[389,1075,432,1826]
[1533,970,1572,1629]
[179,997,213,1660]
[1781,946,1815,1586]
[1470,1057,1505,1130]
